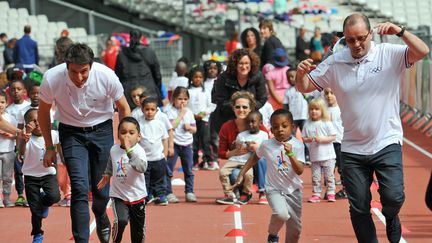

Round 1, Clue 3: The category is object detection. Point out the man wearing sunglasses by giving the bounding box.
[295,13,429,243]
[38,43,131,243]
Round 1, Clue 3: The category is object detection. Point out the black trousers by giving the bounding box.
[145,158,167,197]
[193,120,212,164]
[112,198,146,243]
[24,174,60,236]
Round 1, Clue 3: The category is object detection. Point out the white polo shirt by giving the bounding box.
[308,42,410,155]
[22,131,59,177]
[39,63,124,127]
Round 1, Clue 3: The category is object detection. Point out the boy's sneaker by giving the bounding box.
[58,198,71,207]
[0,200,4,208]
[15,195,29,207]
[3,198,14,207]
[155,195,169,206]
[192,165,200,171]
[308,195,321,203]
[146,194,155,204]
[166,193,179,203]
[207,162,219,170]
[202,162,209,170]
[215,196,234,205]
[267,234,279,243]
[258,193,268,205]
[185,192,197,202]
[238,193,253,205]
[32,233,44,243]
[327,194,336,202]
[335,189,348,199]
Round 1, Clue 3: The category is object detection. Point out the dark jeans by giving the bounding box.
[145,158,167,197]
[112,198,146,243]
[209,112,219,162]
[333,142,344,186]
[342,144,405,243]
[25,174,61,236]
[166,144,194,194]
[59,121,113,243]
[14,157,24,195]
[193,120,212,164]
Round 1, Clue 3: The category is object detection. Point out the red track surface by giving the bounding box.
[1,123,431,243]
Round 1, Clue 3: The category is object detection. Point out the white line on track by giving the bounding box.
[233,204,243,243]
[403,138,432,159]
[371,208,407,243]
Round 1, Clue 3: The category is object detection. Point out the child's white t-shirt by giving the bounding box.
[327,106,343,143]
[257,137,305,195]
[17,105,55,125]
[6,100,31,122]
[138,118,168,161]
[22,131,58,177]
[229,130,268,163]
[302,120,336,162]
[283,87,308,120]
[108,144,147,202]
[204,78,215,99]
[169,76,189,91]
[187,86,215,122]
[0,113,17,153]
[132,107,173,132]
[258,102,274,129]
[164,106,196,146]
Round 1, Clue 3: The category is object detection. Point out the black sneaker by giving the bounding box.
[238,193,253,205]
[335,189,348,199]
[96,213,111,243]
[386,215,402,243]
[267,234,279,243]
[215,197,234,205]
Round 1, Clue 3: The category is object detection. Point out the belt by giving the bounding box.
[59,119,112,132]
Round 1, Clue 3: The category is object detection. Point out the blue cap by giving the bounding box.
[273,48,289,67]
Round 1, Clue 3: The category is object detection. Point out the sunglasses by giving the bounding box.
[234,105,249,110]
[345,31,371,44]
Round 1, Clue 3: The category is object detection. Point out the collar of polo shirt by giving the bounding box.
[64,68,92,89]
[333,41,377,64]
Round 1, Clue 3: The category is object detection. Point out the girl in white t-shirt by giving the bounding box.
[188,66,215,170]
[18,108,61,242]
[0,92,18,207]
[164,86,197,203]
[302,98,337,203]
[97,117,148,243]
[234,109,305,243]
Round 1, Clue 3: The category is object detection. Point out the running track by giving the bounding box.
[0,123,431,243]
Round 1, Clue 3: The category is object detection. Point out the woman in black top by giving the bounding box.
[240,27,262,58]
[259,19,285,68]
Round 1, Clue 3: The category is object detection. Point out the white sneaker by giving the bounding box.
[167,193,179,203]
[208,162,219,170]
[185,193,197,202]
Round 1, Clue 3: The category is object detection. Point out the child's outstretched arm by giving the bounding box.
[97,155,113,190]
[284,142,304,175]
[233,153,260,188]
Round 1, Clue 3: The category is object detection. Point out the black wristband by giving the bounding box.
[396,25,406,37]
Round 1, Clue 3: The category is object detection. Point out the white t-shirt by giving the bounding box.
[108,144,147,202]
[308,42,409,154]
[132,107,172,132]
[39,62,124,127]
[327,106,343,143]
[17,105,55,125]
[257,137,305,195]
[229,130,268,163]
[22,131,59,177]
[258,102,274,129]
[204,78,215,99]
[283,86,308,120]
[168,76,189,91]
[6,100,31,122]
[188,86,215,122]
[0,113,17,153]
[302,120,336,162]
[137,118,168,161]
[164,106,196,146]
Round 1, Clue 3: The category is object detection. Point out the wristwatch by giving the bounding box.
[396,25,406,37]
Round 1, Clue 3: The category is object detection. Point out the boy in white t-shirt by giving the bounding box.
[324,88,346,199]
[0,92,17,207]
[216,111,268,205]
[283,68,308,132]
[18,108,61,242]
[137,97,169,205]
[235,109,305,243]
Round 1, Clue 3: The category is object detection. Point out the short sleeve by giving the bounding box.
[325,121,336,136]
[51,130,60,145]
[385,44,411,70]
[186,109,196,125]
[256,141,265,158]
[307,58,333,92]
[108,73,125,101]
[158,112,173,130]
[39,77,54,104]
[292,140,305,163]
[162,124,169,139]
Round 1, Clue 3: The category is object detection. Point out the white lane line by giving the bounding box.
[371,208,407,243]
[233,204,243,243]
[403,138,432,159]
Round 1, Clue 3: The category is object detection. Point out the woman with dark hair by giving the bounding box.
[259,19,285,68]
[240,27,262,57]
[212,48,267,135]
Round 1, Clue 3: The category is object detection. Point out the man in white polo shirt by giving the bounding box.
[38,43,130,243]
[295,13,429,243]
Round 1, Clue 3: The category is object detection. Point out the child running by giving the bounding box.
[97,117,148,243]
[187,65,214,170]
[164,86,197,203]
[235,109,305,243]
[19,108,61,243]
[0,91,17,208]
[302,98,337,203]
[137,97,169,206]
